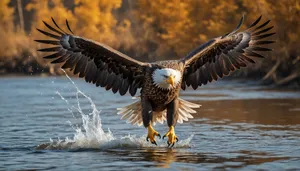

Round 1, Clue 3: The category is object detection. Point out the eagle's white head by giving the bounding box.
[152,68,182,90]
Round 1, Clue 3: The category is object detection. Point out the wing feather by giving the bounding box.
[181,15,275,89]
[51,53,70,64]
[35,18,148,96]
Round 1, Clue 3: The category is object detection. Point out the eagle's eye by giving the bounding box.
[162,75,168,78]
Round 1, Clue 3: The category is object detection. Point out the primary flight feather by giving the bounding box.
[36,15,275,147]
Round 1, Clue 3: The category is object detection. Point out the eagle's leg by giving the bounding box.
[163,98,179,147]
[142,97,160,145]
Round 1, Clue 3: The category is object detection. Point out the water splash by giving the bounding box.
[37,71,193,150]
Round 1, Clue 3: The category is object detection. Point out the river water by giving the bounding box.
[0,76,300,170]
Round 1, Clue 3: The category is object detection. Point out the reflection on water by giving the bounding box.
[0,77,300,170]
[194,99,300,125]
[102,148,290,169]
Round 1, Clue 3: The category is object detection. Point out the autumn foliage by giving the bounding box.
[0,0,299,86]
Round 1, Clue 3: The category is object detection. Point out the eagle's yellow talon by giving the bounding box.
[147,125,160,145]
[170,143,175,147]
[163,126,178,147]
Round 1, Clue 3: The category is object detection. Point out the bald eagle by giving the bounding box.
[35,15,274,147]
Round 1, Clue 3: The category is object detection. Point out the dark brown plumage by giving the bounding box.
[142,61,184,110]
[36,18,148,96]
[181,16,275,90]
[35,15,275,147]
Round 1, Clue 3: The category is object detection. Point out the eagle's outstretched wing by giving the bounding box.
[36,18,148,96]
[181,15,275,90]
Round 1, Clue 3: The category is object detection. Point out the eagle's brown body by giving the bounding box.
[142,61,184,112]
[35,15,275,146]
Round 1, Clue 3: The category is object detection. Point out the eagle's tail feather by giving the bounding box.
[117,98,201,126]
[117,100,143,126]
[177,98,201,124]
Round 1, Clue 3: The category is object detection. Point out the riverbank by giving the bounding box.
[1,55,299,89]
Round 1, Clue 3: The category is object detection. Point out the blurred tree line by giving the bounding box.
[0,0,299,86]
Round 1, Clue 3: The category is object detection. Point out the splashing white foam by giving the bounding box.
[37,70,193,150]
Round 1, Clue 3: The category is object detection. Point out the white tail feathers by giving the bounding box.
[116,98,201,126]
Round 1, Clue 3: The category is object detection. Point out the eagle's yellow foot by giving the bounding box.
[163,126,178,147]
[146,125,161,145]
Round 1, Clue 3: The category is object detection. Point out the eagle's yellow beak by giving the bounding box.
[166,75,175,87]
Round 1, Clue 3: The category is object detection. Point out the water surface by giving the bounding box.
[0,76,300,170]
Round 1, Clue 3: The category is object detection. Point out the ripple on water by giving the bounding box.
[1,76,300,170]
